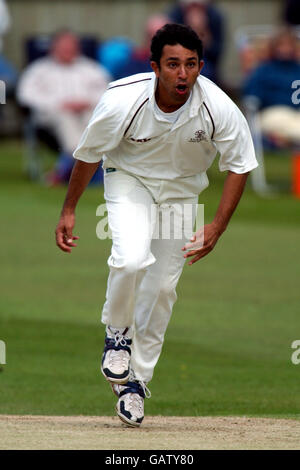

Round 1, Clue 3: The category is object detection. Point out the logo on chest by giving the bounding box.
[188,130,208,143]
[130,137,152,143]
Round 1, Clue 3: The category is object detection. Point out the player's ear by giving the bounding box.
[150,61,160,77]
[198,60,205,75]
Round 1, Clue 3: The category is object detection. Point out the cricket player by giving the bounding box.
[56,24,258,427]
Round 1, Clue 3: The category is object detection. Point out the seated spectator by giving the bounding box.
[0,0,17,94]
[17,30,110,183]
[0,0,18,132]
[114,14,169,79]
[239,35,271,77]
[0,0,10,52]
[168,0,225,83]
[243,28,300,147]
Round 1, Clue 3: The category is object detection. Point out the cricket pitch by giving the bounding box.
[0,415,300,450]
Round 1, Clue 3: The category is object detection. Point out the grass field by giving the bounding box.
[0,139,299,419]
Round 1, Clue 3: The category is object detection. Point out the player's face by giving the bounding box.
[151,44,204,111]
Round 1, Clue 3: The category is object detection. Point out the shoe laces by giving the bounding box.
[139,381,151,399]
[108,327,130,348]
[114,333,128,348]
[108,349,128,368]
[127,393,144,417]
[128,370,152,399]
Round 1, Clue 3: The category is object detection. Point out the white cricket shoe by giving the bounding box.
[101,326,132,384]
[114,380,151,427]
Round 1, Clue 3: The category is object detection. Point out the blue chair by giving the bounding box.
[97,37,134,80]
[25,34,99,64]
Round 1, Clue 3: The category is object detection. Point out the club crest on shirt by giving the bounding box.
[188,130,208,143]
[130,137,152,142]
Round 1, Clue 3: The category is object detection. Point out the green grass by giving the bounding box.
[0,139,300,418]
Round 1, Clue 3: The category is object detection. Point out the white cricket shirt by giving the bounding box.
[153,92,192,123]
[17,56,110,113]
[74,72,258,182]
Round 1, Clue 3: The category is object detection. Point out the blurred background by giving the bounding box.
[1,0,300,189]
[1,0,300,420]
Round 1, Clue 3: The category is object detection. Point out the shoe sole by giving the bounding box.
[101,365,129,385]
[115,404,142,428]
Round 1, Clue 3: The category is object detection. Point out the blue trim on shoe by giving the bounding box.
[118,381,145,399]
[102,367,129,380]
[120,400,143,425]
[101,332,132,382]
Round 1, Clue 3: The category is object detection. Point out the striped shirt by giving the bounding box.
[17,56,110,113]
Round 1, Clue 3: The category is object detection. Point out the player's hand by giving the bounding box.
[62,101,90,113]
[55,212,79,253]
[182,222,222,265]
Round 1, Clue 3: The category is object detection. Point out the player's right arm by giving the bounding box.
[55,88,123,253]
[55,160,99,253]
[55,77,148,252]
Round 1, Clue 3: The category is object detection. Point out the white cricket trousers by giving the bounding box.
[101,167,206,383]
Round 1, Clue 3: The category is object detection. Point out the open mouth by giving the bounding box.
[176,84,188,95]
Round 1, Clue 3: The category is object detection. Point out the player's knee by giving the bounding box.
[122,255,152,274]
[122,259,142,274]
[110,252,155,274]
[159,280,177,300]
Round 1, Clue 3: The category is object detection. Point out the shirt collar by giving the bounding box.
[148,72,158,104]
[148,73,204,118]
[189,78,204,117]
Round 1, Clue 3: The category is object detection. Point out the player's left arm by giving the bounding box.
[182,170,249,265]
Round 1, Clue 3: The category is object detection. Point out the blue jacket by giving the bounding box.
[243,59,300,110]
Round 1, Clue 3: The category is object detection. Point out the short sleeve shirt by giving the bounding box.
[74,72,258,180]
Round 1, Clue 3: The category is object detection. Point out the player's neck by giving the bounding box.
[155,87,190,113]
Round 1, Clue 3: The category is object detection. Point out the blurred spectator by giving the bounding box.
[0,0,17,95]
[17,30,110,183]
[168,0,225,83]
[0,55,17,96]
[114,14,169,79]
[239,35,271,77]
[0,0,10,51]
[283,0,300,26]
[243,28,300,147]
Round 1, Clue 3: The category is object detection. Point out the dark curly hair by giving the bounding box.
[150,23,203,66]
